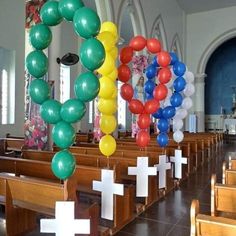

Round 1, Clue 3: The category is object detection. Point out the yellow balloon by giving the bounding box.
[107,68,118,81]
[99,134,116,157]
[100,21,118,42]
[98,98,117,115]
[110,47,118,59]
[99,115,117,134]
[111,89,117,99]
[97,31,116,52]
[97,53,115,75]
[98,76,116,99]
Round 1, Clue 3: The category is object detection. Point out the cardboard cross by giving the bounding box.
[154,155,171,189]
[40,201,90,236]
[170,149,187,179]
[93,169,124,220]
[128,157,157,197]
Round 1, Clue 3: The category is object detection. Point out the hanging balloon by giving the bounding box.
[40,1,63,26]
[40,99,62,124]
[26,50,48,78]
[173,130,184,143]
[100,21,118,41]
[182,97,193,110]
[162,106,176,119]
[73,7,101,39]
[152,107,163,119]
[157,132,169,147]
[153,84,168,101]
[52,121,75,149]
[145,64,157,79]
[118,64,131,83]
[173,76,186,92]
[59,0,84,21]
[173,118,184,130]
[144,99,160,114]
[169,52,178,65]
[146,38,161,53]
[29,79,50,104]
[74,72,100,102]
[120,83,134,101]
[129,35,147,51]
[137,114,151,129]
[79,38,105,71]
[99,115,117,134]
[170,92,183,107]
[136,130,150,148]
[99,135,116,157]
[144,80,156,95]
[51,150,76,180]
[98,76,116,99]
[173,61,186,77]
[158,67,172,84]
[97,98,117,115]
[119,46,133,64]
[29,24,52,50]
[60,99,86,123]
[107,67,118,81]
[185,71,194,83]
[183,83,195,97]
[157,51,171,67]
[97,31,116,52]
[157,118,169,132]
[97,52,115,75]
[128,99,144,114]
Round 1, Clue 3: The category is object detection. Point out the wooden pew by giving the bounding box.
[211,174,236,217]
[0,155,133,235]
[2,138,25,156]
[0,174,98,236]
[190,199,236,236]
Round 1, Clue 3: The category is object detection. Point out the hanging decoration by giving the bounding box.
[97,21,119,158]
[26,0,106,180]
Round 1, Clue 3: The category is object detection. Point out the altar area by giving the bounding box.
[224,118,236,134]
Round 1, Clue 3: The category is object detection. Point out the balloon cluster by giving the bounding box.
[26,0,106,180]
[96,22,119,157]
[118,36,162,148]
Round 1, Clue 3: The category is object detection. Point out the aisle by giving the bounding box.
[115,142,235,236]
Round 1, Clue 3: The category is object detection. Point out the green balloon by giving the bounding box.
[59,0,84,21]
[79,38,105,71]
[29,23,52,50]
[29,79,50,104]
[52,121,75,149]
[73,7,100,39]
[51,150,76,180]
[40,1,63,26]
[26,50,48,78]
[40,99,62,124]
[74,72,100,102]
[60,99,86,123]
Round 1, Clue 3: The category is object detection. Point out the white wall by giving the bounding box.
[186,6,236,74]
[0,0,25,138]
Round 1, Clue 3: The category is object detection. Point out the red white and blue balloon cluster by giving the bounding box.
[118,35,195,148]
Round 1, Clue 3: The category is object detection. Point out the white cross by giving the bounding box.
[93,169,124,220]
[154,155,171,189]
[128,157,157,197]
[40,201,90,236]
[170,149,187,179]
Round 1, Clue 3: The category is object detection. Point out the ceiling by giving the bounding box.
[177,0,236,14]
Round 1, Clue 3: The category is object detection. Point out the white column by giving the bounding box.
[194,73,207,132]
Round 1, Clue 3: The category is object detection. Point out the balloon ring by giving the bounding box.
[26,0,106,180]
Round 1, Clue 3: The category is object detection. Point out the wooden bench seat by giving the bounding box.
[190,199,236,236]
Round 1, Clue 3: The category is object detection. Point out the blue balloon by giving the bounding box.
[146,64,157,79]
[170,92,183,107]
[162,106,176,119]
[151,56,159,67]
[173,76,186,92]
[152,107,163,119]
[144,80,156,94]
[170,52,178,65]
[146,93,154,100]
[173,61,186,77]
[157,118,169,132]
[157,132,169,147]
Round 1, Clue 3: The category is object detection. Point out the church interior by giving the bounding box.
[1,0,236,235]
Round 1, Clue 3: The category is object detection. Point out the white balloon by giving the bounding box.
[163,98,171,107]
[185,71,194,83]
[175,108,188,119]
[173,118,183,130]
[173,130,184,143]
[167,88,173,98]
[183,83,195,97]
[170,67,177,79]
[165,79,173,88]
[182,97,193,110]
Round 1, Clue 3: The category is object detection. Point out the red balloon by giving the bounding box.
[137,113,151,129]
[157,51,171,67]
[118,64,131,83]
[159,68,172,84]
[153,84,168,101]
[147,38,161,53]
[128,99,144,114]
[119,46,133,64]
[144,99,160,114]
[120,83,134,101]
[136,130,150,148]
[129,35,147,51]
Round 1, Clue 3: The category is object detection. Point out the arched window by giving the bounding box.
[170,34,183,61]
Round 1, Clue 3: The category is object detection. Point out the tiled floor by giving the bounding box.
[0,141,235,236]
